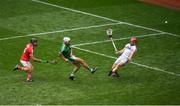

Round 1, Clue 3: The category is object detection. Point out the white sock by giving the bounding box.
[70,73,74,76]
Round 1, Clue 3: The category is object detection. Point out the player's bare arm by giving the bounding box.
[70,49,73,57]
[116,48,124,55]
[30,54,47,63]
[128,51,136,61]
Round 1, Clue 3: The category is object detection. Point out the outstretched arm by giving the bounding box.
[30,54,48,63]
[116,48,124,55]
[128,50,136,61]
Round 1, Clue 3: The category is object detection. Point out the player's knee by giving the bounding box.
[112,64,116,69]
[116,64,123,69]
[80,59,86,64]
[76,58,84,62]
[24,67,31,73]
[75,65,81,70]
[77,66,81,70]
[28,66,33,72]
[76,64,81,68]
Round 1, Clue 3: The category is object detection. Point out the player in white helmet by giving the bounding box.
[59,37,98,80]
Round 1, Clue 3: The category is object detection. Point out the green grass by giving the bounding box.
[0,0,180,105]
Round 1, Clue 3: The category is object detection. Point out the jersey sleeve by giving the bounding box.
[124,43,130,49]
[131,46,137,53]
[27,47,33,56]
[60,44,65,53]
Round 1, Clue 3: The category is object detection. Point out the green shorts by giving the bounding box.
[67,56,77,62]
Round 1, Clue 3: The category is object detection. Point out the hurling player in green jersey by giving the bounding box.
[59,37,98,80]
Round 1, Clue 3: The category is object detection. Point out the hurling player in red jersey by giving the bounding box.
[13,38,48,82]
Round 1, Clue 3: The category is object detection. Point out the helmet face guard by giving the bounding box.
[130,37,137,43]
[31,38,38,46]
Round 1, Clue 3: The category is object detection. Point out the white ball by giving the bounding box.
[165,21,168,23]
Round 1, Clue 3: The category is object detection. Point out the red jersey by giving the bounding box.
[20,43,34,61]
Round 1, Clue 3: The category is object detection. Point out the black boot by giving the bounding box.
[108,71,112,76]
[69,76,75,80]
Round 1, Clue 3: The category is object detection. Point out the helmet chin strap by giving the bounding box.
[130,42,135,46]
[31,38,38,47]
[64,43,70,46]
[32,42,38,47]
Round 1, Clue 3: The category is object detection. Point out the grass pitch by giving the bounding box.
[0,0,180,105]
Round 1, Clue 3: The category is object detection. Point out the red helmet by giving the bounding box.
[130,36,137,43]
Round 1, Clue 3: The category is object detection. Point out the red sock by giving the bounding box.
[27,73,32,81]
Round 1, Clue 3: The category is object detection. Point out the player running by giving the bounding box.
[13,38,49,82]
[108,37,137,77]
[59,37,98,80]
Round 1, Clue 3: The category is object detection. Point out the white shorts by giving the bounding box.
[20,60,32,67]
[114,56,129,65]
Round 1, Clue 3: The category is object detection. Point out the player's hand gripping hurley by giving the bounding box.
[106,28,118,52]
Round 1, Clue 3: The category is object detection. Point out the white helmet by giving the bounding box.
[63,37,70,44]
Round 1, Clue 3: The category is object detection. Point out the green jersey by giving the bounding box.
[60,43,71,58]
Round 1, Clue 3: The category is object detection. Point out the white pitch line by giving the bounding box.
[72,32,165,47]
[0,22,122,41]
[31,0,121,24]
[73,46,180,77]
[130,62,180,76]
[32,0,180,38]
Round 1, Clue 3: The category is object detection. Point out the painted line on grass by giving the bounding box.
[73,46,180,77]
[0,22,122,41]
[32,0,122,24]
[32,0,180,38]
[72,32,165,47]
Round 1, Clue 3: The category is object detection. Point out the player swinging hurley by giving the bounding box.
[107,29,137,77]
[13,38,50,82]
[59,37,98,80]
